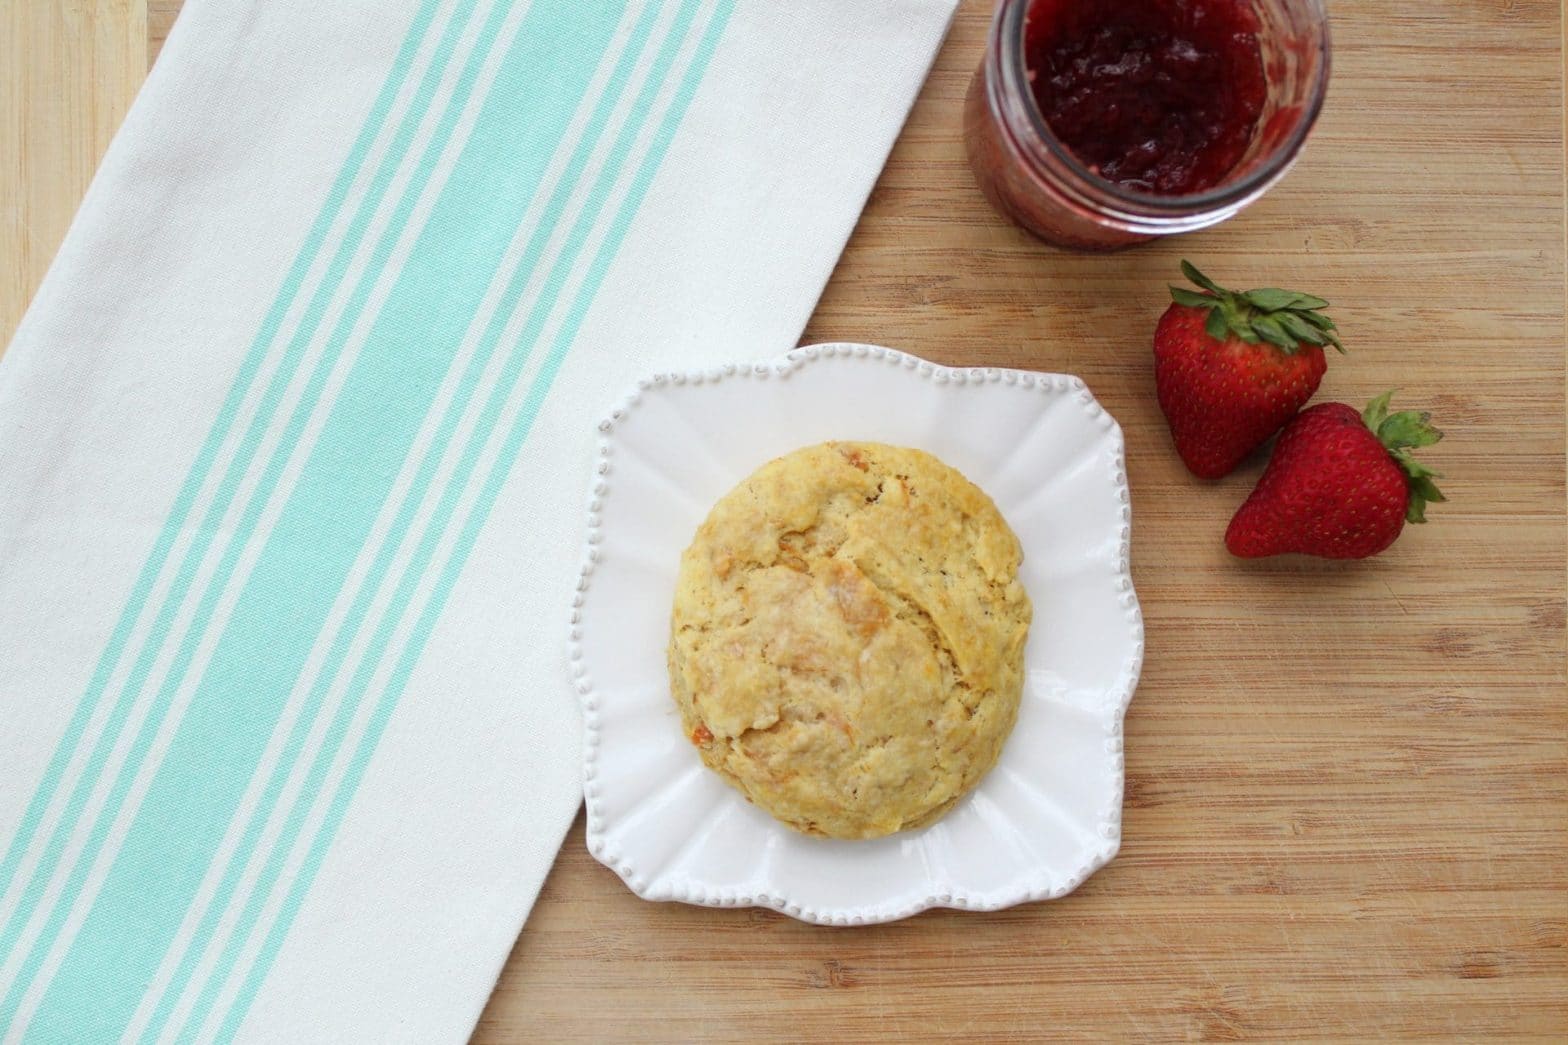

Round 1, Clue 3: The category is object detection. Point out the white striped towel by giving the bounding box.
[0,0,956,1039]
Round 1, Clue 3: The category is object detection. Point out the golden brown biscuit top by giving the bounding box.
[668,441,1031,839]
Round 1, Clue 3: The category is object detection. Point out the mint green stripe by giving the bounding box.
[12,0,510,1029]
[19,3,630,1042]
[216,2,735,1038]
[1,0,484,1030]
[0,0,458,1025]
[0,0,484,1027]
[134,3,664,1038]
[182,2,703,1031]
[175,0,694,1013]
[0,0,443,932]
[5,7,515,1044]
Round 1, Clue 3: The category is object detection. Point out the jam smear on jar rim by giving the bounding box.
[1023,0,1267,196]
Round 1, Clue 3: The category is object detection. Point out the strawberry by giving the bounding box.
[1225,392,1446,559]
[1155,260,1345,479]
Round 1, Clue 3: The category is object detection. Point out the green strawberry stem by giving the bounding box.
[1170,260,1346,354]
[1363,390,1447,524]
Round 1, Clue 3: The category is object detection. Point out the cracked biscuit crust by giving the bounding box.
[668,441,1032,839]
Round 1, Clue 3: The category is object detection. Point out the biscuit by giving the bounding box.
[668,441,1031,839]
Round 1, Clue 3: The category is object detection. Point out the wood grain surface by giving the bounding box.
[3,0,1565,1040]
[1,0,143,346]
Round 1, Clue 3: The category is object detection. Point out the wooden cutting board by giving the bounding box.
[4,0,1564,1039]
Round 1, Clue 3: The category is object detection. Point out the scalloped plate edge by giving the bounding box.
[570,343,1143,925]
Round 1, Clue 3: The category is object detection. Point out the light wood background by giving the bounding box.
[3,0,1564,1040]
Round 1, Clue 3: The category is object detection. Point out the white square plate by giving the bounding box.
[572,344,1142,924]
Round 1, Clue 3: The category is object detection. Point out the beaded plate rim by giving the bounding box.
[570,343,1143,925]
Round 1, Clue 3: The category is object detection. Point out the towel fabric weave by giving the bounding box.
[0,0,955,1039]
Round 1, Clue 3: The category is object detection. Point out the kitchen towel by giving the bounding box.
[0,0,956,1039]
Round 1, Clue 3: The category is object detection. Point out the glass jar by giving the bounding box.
[964,0,1331,250]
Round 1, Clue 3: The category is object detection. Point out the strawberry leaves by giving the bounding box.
[1169,286,1218,309]
[1161,261,1450,545]
[1241,287,1329,312]
[1169,260,1346,354]
[1363,390,1447,523]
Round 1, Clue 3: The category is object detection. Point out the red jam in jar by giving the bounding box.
[964,0,1330,250]
[1023,0,1266,196]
